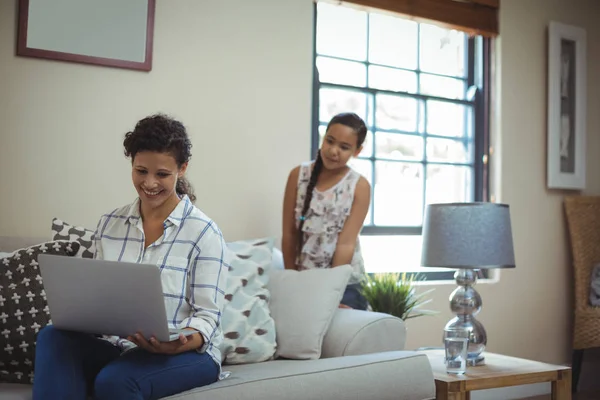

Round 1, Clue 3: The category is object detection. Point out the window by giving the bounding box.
[312,2,491,280]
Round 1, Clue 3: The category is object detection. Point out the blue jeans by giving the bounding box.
[341,283,368,310]
[32,325,219,400]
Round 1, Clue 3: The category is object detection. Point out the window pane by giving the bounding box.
[426,101,468,138]
[366,93,375,128]
[349,158,373,224]
[375,132,424,161]
[419,24,466,77]
[360,235,451,273]
[350,156,373,182]
[426,138,470,163]
[376,94,418,132]
[358,130,374,158]
[316,3,367,61]
[374,161,423,226]
[316,56,366,87]
[369,65,417,93]
[318,125,326,147]
[319,88,367,123]
[418,100,426,133]
[426,165,473,205]
[420,74,466,100]
[368,13,417,69]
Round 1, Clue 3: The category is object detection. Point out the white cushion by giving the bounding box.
[221,238,277,364]
[271,247,284,270]
[267,266,352,360]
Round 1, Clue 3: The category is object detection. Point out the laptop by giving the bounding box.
[38,254,196,342]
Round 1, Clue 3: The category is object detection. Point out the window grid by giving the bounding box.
[314,24,478,230]
[311,3,490,280]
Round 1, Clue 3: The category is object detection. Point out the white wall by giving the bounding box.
[2,1,600,396]
[0,0,313,240]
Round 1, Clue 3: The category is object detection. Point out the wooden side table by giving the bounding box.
[419,349,571,400]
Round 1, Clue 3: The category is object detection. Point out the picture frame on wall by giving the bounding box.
[17,0,156,71]
[547,21,587,190]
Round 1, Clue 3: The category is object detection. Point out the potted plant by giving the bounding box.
[360,272,436,320]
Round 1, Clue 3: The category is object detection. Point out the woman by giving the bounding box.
[33,114,229,400]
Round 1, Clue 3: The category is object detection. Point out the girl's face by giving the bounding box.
[131,151,187,210]
[320,123,363,170]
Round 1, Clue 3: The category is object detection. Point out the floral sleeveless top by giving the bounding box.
[294,161,366,285]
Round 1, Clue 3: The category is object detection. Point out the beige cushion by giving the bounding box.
[267,266,351,359]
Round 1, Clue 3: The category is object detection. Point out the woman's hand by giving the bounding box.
[127,331,202,355]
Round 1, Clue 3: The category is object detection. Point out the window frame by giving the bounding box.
[310,3,492,281]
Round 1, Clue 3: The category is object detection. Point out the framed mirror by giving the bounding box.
[17,0,156,71]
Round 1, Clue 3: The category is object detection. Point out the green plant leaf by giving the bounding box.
[360,272,438,320]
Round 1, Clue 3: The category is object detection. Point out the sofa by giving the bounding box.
[0,235,436,400]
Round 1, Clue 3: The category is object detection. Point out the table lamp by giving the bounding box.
[420,202,516,366]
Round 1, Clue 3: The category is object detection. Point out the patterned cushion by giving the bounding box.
[0,240,80,384]
[51,218,95,258]
[221,238,277,365]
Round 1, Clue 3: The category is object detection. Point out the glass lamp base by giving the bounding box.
[443,269,488,367]
[467,354,485,366]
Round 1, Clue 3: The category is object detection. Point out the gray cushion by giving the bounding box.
[321,309,407,358]
[165,351,435,400]
[0,383,31,400]
[267,266,352,360]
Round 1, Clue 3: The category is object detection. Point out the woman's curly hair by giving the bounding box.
[123,113,196,203]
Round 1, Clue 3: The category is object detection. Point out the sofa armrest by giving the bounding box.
[320,309,406,359]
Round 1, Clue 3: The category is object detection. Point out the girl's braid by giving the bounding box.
[297,151,324,255]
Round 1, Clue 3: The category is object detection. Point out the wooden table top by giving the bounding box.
[419,349,571,392]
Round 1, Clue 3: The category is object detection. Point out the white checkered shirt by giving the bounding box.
[93,195,230,370]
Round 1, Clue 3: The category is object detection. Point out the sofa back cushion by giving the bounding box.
[0,237,50,253]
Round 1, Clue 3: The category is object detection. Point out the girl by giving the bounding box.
[32,114,229,400]
[282,112,370,310]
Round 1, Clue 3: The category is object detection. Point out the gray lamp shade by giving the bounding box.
[421,202,516,269]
